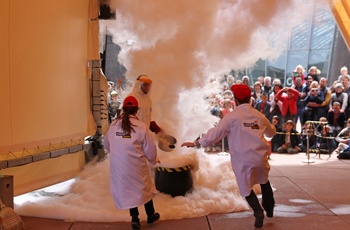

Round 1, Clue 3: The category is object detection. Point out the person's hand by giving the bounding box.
[150,121,161,134]
[282,144,287,149]
[181,142,195,148]
[308,102,318,107]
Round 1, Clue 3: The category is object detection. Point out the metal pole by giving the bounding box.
[303,124,315,163]
[217,136,229,156]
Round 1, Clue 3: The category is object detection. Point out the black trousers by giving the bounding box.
[129,199,155,217]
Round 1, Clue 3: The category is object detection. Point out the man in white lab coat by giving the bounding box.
[182,84,276,228]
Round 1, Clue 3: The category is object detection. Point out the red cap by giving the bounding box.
[231,84,251,100]
[123,96,138,107]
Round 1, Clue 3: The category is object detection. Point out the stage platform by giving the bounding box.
[20,152,350,230]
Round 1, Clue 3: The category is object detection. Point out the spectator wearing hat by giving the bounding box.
[181,84,276,228]
[327,101,346,136]
[275,87,300,124]
[104,96,160,230]
[108,90,121,123]
[107,81,115,103]
[277,120,300,154]
[328,83,348,116]
[271,115,283,152]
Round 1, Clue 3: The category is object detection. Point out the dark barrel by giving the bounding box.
[154,165,193,197]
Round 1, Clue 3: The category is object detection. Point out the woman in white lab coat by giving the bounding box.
[104,96,160,230]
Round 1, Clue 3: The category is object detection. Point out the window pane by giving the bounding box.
[267,52,287,85]
[290,18,310,50]
[310,6,335,49]
[287,50,308,79]
[249,59,266,83]
[308,49,331,78]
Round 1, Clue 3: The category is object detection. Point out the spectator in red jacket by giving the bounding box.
[275,87,300,124]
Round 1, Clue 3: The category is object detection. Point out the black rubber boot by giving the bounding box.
[144,200,160,224]
[245,190,264,228]
[147,213,160,224]
[261,181,275,218]
[129,208,141,229]
[131,216,141,230]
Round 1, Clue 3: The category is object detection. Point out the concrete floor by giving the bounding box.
[20,152,350,230]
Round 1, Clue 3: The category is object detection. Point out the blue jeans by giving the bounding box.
[295,107,304,124]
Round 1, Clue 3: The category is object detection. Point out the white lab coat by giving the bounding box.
[104,115,158,209]
[199,103,276,197]
[128,80,152,127]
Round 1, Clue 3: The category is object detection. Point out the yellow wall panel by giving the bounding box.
[10,0,70,144]
[0,0,91,152]
[67,0,90,136]
[330,0,350,50]
[0,0,12,149]
[0,0,95,193]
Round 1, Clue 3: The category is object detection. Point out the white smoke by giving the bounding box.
[100,0,324,141]
[13,0,331,222]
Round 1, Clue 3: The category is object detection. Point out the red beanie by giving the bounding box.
[231,84,251,100]
[123,96,138,107]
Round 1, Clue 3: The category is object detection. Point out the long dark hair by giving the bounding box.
[273,84,282,93]
[116,107,139,134]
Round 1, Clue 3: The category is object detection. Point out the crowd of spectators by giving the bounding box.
[104,66,350,159]
[204,65,350,159]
